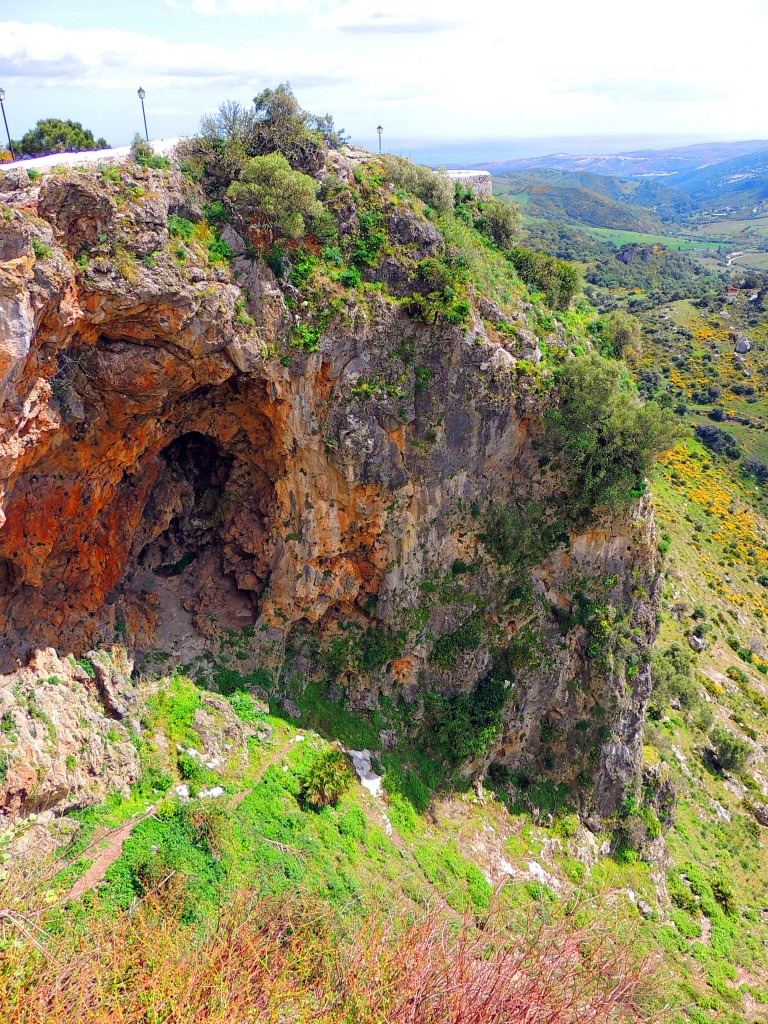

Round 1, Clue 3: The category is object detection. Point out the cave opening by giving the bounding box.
[112,428,275,658]
[135,432,234,578]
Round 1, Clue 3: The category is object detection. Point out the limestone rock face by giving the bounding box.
[0,648,140,818]
[0,156,661,816]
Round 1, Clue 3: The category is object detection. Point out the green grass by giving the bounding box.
[581,226,720,252]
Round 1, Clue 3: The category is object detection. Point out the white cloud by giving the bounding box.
[316,0,466,33]
[3,0,768,143]
[166,0,313,11]
[0,21,354,91]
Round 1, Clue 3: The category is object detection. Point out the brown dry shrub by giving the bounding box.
[0,884,659,1024]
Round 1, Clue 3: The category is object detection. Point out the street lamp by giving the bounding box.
[137,87,149,142]
[0,89,14,161]
[376,124,383,154]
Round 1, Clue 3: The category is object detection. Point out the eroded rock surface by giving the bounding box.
[0,153,661,816]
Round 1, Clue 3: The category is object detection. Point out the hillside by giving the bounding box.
[1,105,768,1024]
[492,167,697,231]
[673,149,768,210]
[483,139,768,179]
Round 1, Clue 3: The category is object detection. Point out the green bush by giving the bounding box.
[650,643,701,717]
[130,134,170,169]
[427,673,507,768]
[429,613,484,669]
[227,152,322,243]
[31,238,52,260]
[708,724,750,773]
[300,749,354,809]
[508,245,580,310]
[381,155,454,213]
[544,354,678,519]
[168,213,195,240]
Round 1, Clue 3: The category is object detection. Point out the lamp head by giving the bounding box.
[138,87,146,100]
[377,124,383,135]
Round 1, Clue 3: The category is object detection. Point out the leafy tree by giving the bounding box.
[227,153,323,242]
[300,749,353,809]
[475,197,521,249]
[601,311,643,359]
[545,354,678,517]
[15,118,107,157]
[709,724,750,773]
[199,83,346,172]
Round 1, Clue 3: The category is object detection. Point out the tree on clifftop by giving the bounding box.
[15,118,108,158]
[198,82,346,173]
[226,152,323,243]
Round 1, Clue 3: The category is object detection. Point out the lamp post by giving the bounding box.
[377,124,383,154]
[0,89,14,161]
[137,87,149,142]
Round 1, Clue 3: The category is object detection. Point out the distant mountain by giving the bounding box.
[472,139,768,178]
[492,167,697,230]
[672,149,768,208]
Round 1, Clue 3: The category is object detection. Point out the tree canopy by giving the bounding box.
[545,353,678,516]
[15,119,108,158]
[198,83,346,172]
[226,152,323,242]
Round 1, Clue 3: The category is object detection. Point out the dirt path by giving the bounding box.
[65,734,296,899]
[66,806,157,900]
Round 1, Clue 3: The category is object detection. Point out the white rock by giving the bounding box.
[199,786,225,799]
[348,748,384,798]
[527,860,561,890]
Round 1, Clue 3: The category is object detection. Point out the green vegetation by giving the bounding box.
[299,748,354,809]
[227,152,322,242]
[130,134,171,170]
[545,353,678,517]
[13,118,107,158]
[508,246,580,309]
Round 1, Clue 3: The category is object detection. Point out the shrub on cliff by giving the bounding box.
[299,748,353,809]
[509,245,580,310]
[474,197,521,249]
[199,83,345,172]
[382,154,454,213]
[227,153,323,243]
[708,723,750,773]
[546,353,678,517]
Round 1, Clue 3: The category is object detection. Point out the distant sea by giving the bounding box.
[356,134,743,169]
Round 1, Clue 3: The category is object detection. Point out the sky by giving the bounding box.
[1,0,766,160]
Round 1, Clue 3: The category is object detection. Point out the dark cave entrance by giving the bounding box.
[136,432,234,578]
[113,429,274,658]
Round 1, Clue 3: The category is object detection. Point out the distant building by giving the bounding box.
[441,169,493,198]
[726,285,739,301]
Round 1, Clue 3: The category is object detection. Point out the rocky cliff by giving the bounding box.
[0,148,661,821]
